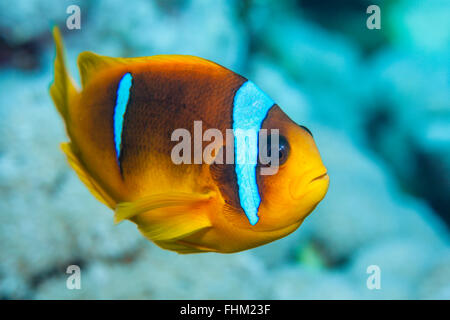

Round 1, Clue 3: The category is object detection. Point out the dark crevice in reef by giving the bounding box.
[0,32,44,70]
[235,0,254,69]
[26,244,148,297]
[30,259,86,290]
[411,148,450,226]
[286,238,351,270]
[295,0,390,57]
[155,0,188,15]
[100,244,148,266]
[365,103,450,227]
[46,170,71,197]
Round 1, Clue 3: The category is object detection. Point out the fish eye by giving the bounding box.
[300,125,313,137]
[262,134,290,166]
[277,135,290,165]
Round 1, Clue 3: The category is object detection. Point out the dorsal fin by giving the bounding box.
[77,52,225,88]
[50,26,78,123]
[77,52,129,88]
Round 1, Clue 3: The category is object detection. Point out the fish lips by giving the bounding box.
[289,170,329,201]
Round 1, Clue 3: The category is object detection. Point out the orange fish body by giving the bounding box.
[50,27,329,253]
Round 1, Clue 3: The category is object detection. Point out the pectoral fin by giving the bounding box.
[115,192,216,242]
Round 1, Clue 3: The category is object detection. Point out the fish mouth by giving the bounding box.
[289,170,329,200]
[310,172,328,182]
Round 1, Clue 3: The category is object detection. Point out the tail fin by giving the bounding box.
[50,26,78,124]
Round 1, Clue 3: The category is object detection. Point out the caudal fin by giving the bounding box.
[49,26,78,124]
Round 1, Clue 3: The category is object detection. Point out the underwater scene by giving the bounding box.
[0,0,449,300]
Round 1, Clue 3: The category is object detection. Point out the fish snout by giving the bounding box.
[289,169,329,200]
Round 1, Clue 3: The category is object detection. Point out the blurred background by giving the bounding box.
[0,0,449,299]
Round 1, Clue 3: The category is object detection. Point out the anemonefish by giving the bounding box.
[50,27,329,254]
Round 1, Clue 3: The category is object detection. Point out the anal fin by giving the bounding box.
[154,239,218,254]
